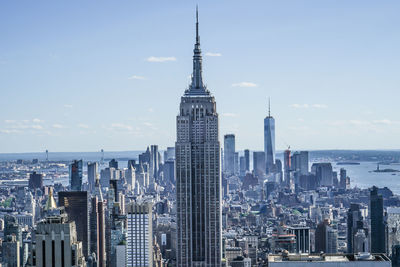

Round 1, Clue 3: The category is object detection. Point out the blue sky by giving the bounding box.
[1,1,400,153]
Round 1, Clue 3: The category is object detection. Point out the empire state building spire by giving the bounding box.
[186,6,208,95]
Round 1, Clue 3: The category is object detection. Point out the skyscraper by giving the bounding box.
[28,171,43,191]
[90,180,106,267]
[35,211,86,267]
[69,159,83,191]
[126,202,153,267]
[244,149,250,172]
[370,186,386,253]
[87,162,98,192]
[58,191,90,258]
[224,134,235,175]
[264,98,275,174]
[253,151,266,178]
[175,8,221,266]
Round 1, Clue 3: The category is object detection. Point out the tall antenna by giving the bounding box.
[101,149,104,164]
[46,149,48,161]
[268,97,271,117]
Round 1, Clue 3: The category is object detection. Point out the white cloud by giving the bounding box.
[33,118,43,123]
[52,124,65,129]
[128,75,146,80]
[64,104,73,108]
[4,120,16,124]
[222,113,237,117]
[146,56,176,62]
[372,119,396,125]
[312,104,328,109]
[232,82,258,88]
[77,123,89,129]
[205,52,222,57]
[32,125,43,130]
[290,104,310,109]
[0,129,21,134]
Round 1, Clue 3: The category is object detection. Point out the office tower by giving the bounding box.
[87,162,98,192]
[370,186,386,253]
[28,171,43,190]
[100,167,116,188]
[239,156,246,176]
[315,219,337,253]
[58,191,90,258]
[234,152,239,175]
[125,165,136,189]
[35,211,86,267]
[264,98,275,174]
[165,147,175,161]
[290,226,310,253]
[224,134,235,175]
[90,195,106,267]
[69,159,83,191]
[347,203,366,253]
[127,159,136,169]
[312,163,333,187]
[340,168,347,189]
[150,145,160,183]
[163,159,175,183]
[4,214,22,249]
[175,9,221,266]
[139,147,151,165]
[284,149,291,185]
[253,151,266,178]
[126,202,153,267]
[109,158,118,169]
[387,207,400,256]
[2,234,20,267]
[244,149,250,171]
[291,151,309,175]
[393,245,400,267]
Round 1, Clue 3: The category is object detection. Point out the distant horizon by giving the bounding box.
[1,1,400,152]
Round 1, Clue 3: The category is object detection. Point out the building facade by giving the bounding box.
[175,9,222,266]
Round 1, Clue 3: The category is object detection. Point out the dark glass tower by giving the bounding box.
[370,186,386,253]
[58,191,89,258]
[69,159,83,191]
[264,99,275,174]
[176,8,222,266]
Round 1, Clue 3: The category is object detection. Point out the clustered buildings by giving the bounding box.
[0,9,398,267]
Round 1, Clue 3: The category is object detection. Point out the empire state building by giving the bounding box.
[175,9,222,267]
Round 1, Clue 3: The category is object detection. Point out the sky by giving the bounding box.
[1,1,400,153]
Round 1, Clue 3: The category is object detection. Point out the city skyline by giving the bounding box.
[1,1,400,153]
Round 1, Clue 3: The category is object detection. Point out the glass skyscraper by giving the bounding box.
[175,8,221,266]
[264,100,275,174]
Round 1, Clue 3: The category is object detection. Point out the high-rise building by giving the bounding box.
[370,186,386,253]
[311,163,333,187]
[253,151,266,178]
[126,202,153,267]
[284,149,291,185]
[2,234,20,267]
[239,156,246,177]
[28,171,43,191]
[69,160,83,191]
[175,9,221,266]
[340,168,347,189]
[347,204,367,253]
[387,207,400,256]
[150,145,160,183]
[58,191,90,258]
[35,211,86,267]
[315,219,337,253]
[109,159,118,169]
[290,226,310,253]
[87,162,98,192]
[264,99,275,174]
[224,134,235,175]
[90,188,106,267]
[244,149,250,172]
[291,151,309,175]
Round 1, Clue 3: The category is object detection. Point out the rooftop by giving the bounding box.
[268,253,390,262]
